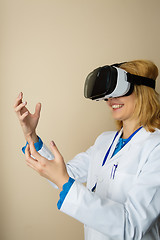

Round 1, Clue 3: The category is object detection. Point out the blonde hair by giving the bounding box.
[116,60,160,132]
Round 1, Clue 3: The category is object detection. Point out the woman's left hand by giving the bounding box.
[25,141,69,191]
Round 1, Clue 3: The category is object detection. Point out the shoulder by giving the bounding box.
[145,128,160,145]
[151,128,160,138]
[133,128,160,156]
[140,129,160,166]
[133,128,160,144]
[148,129,160,149]
[94,131,117,146]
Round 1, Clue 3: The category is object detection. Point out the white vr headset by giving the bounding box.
[84,62,155,101]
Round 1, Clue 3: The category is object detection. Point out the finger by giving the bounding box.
[34,103,41,117]
[19,92,23,99]
[27,142,47,172]
[50,141,62,159]
[25,145,38,166]
[25,144,32,159]
[14,102,27,114]
[29,141,43,161]
[26,154,39,170]
[14,92,23,108]
[19,111,29,121]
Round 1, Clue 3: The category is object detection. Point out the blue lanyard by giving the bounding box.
[102,131,119,166]
[102,126,142,166]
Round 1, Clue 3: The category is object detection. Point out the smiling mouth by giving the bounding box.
[112,104,124,109]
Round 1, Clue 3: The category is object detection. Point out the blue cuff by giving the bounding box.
[57,177,75,210]
[22,136,43,154]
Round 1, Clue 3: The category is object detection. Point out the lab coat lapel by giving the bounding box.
[105,127,150,164]
[105,129,123,163]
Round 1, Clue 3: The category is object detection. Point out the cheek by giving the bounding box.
[125,103,136,117]
[123,95,136,113]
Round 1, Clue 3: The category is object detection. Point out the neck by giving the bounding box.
[122,120,141,139]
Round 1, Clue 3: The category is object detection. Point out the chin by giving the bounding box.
[112,113,124,121]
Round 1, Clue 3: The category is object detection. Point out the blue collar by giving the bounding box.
[120,126,143,147]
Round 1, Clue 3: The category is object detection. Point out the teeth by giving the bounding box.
[112,105,123,109]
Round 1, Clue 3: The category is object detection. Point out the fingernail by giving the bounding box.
[18,92,22,99]
[50,141,55,146]
[23,101,26,105]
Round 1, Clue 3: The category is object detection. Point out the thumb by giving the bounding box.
[50,141,62,160]
[29,141,41,159]
[35,103,41,117]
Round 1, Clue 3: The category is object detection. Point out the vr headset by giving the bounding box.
[84,62,155,101]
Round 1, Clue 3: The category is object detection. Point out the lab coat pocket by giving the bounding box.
[107,170,136,203]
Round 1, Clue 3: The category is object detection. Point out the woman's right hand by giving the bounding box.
[14,92,41,143]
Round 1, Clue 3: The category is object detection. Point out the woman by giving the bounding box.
[14,60,160,240]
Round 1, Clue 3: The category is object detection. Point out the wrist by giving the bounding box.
[58,174,70,191]
[25,132,38,143]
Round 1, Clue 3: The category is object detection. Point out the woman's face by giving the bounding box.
[106,93,136,122]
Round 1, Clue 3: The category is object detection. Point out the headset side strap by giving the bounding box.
[127,72,156,89]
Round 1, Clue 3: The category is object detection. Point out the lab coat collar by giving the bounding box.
[107,127,151,163]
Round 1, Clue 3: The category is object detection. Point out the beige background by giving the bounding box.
[1,0,160,239]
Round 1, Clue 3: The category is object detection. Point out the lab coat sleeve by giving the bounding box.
[59,144,160,240]
[65,146,92,183]
[57,177,75,209]
[65,132,113,183]
[37,139,94,186]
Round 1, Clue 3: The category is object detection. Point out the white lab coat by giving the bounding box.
[39,127,160,240]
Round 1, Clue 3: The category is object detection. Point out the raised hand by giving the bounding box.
[14,92,41,143]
